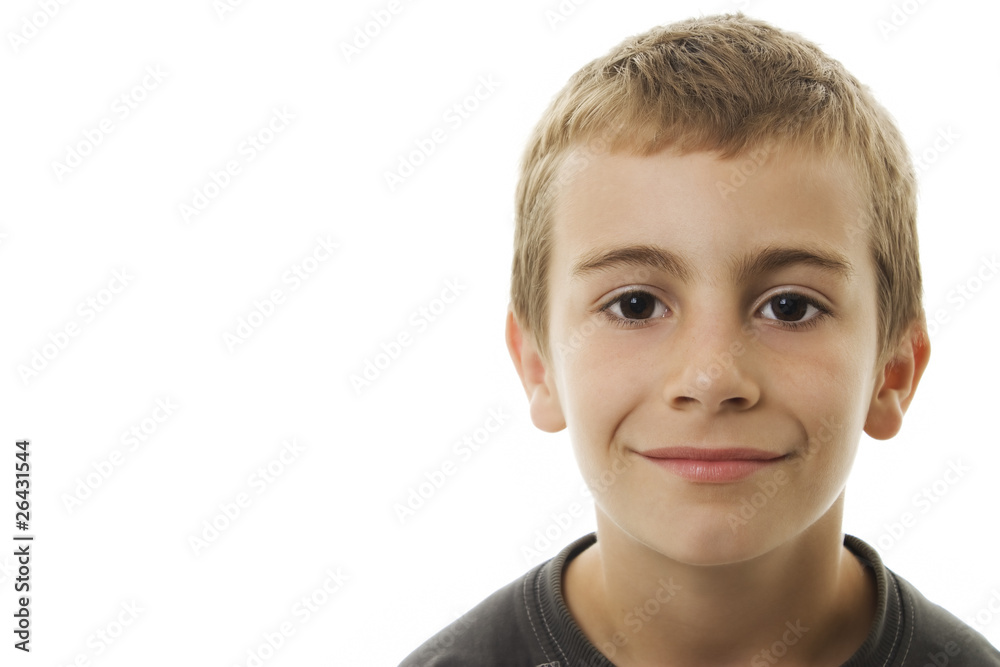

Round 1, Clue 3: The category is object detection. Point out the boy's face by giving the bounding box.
[509,144,926,566]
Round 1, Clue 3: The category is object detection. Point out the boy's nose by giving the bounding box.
[662,313,760,413]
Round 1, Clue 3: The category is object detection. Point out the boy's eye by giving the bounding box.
[601,290,668,325]
[759,293,828,328]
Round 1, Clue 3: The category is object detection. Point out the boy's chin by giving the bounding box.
[615,513,792,567]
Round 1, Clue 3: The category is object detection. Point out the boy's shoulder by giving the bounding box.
[845,534,1000,666]
[397,532,604,667]
[398,532,1000,667]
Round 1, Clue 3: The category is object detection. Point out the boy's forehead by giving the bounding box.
[548,144,870,286]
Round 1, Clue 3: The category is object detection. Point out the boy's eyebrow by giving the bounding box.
[570,243,855,284]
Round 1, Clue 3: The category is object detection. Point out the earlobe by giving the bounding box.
[863,320,931,440]
[505,307,567,433]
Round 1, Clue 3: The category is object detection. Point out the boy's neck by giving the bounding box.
[563,499,877,667]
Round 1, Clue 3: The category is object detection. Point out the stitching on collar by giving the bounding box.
[880,571,905,667]
[896,581,916,666]
[524,568,555,664]
[536,565,571,665]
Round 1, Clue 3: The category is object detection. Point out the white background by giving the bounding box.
[1,0,998,664]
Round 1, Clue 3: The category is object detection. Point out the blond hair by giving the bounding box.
[510,13,924,373]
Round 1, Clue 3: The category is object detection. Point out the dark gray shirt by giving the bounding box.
[400,532,1000,666]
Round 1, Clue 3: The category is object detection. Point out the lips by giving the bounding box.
[636,447,787,483]
[639,447,786,461]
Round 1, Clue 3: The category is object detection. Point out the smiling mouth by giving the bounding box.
[635,447,788,483]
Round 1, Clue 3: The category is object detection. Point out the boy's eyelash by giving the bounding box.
[597,289,831,331]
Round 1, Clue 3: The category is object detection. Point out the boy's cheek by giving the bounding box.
[786,418,861,505]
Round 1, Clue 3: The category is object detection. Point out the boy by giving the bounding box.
[400,13,1000,666]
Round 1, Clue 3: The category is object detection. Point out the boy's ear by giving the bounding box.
[863,319,931,440]
[505,307,566,433]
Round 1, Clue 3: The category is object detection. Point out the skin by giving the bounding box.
[505,144,930,666]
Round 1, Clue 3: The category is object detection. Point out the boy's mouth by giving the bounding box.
[635,447,788,483]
